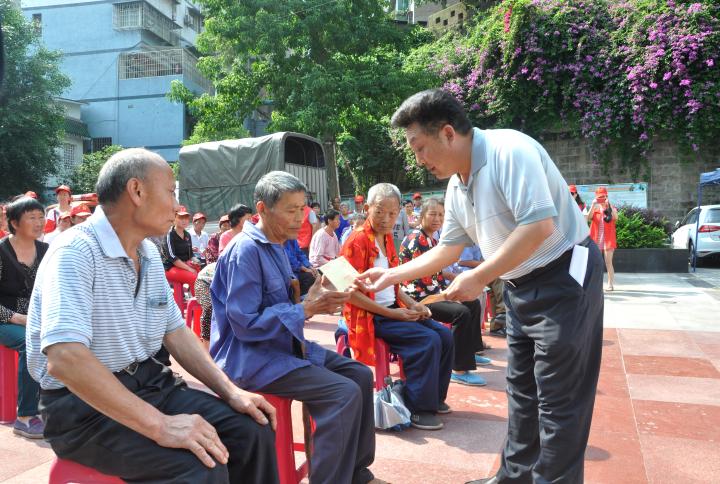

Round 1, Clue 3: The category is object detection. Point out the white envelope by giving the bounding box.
[569,245,589,287]
[318,257,360,291]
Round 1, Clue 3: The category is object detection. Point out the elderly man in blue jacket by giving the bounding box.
[211,171,382,484]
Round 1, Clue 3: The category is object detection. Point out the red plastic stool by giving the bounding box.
[0,345,18,424]
[482,289,494,331]
[261,394,311,484]
[373,339,405,391]
[49,457,124,483]
[184,297,202,337]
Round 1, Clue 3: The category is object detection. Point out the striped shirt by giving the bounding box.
[26,207,184,389]
[440,128,589,280]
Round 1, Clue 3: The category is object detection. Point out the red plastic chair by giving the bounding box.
[373,338,405,391]
[184,297,202,337]
[261,394,311,484]
[0,345,18,424]
[483,289,495,331]
[49,458,124,484]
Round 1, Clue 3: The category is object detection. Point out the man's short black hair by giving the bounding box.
[228,203,252,228]
[391,88,472,135]
[6,196,44,235]
[323,209,339,224]
[310,202,321,209]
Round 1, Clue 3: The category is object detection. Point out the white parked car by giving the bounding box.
[671,204,720,263]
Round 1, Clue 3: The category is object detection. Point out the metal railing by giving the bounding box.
[113,1,180,46]
[118,48,213,92]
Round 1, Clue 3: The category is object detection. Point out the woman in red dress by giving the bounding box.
[587,187,618,291]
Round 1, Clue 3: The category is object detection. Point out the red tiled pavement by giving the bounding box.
[3,325,720,483]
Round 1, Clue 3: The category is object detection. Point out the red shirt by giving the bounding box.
[341,220,403,365]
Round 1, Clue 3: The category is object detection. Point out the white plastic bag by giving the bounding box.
[373,377,411,430]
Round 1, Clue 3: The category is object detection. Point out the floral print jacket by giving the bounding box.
[399,229,448,301]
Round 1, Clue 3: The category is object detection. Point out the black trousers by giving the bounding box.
[260,349,375,484]
[39,359,279,484]
[427,299,483,371]
[497,240,604,484]
[297,270,316,296]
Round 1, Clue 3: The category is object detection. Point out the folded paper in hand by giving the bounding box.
[419,293,446,305]
[318,256,360,291]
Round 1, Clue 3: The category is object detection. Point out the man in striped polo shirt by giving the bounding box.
[26,148,279,483]
[360,89,604,484]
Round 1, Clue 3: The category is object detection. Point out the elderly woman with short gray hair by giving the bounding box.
[341,183,453,431]
[211,170,384,484]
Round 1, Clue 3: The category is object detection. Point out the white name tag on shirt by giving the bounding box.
[569,245,589,287]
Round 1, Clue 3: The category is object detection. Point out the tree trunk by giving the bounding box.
[323,135,341,207]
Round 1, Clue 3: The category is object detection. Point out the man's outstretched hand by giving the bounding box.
[355,267,399,293]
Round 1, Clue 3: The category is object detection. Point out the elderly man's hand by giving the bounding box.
[226,390,277,431]
[302,276,352,318]
[154,414,229,468]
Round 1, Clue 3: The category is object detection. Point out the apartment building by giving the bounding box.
[21,0,211,164]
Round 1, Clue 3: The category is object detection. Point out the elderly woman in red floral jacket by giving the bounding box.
[342,183,453,431]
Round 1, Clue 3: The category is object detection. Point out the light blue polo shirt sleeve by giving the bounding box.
[497,143,558,225]
[36,244,95,352]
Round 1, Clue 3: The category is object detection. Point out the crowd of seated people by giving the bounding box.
[3,162,496,482]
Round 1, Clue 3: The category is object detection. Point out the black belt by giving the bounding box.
[40,358,157,396]
[506,237,591,288]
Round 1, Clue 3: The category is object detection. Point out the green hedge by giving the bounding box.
[615,209,669,249]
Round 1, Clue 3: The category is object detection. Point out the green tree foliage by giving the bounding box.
[0,1,70,200]
[406,0,720,174]
[70,145,124,194]
[173,0,435,194]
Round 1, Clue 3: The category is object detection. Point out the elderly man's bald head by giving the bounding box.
[96,148,169,206]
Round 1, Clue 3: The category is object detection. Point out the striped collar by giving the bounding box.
[88,206,155,260]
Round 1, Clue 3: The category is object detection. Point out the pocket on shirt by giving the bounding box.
[146,296,170,338]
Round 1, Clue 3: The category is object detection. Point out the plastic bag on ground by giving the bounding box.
[373,377,411,431]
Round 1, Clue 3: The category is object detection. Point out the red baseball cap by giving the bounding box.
[412,192,422,200]
[192,212,206,222]
[569,184,577,194]
[219,214,230,224]
[175,205,190,216]
[55,185,72,195]
[595,187,608,196]
[59,211,72,220]
[354,195,364,203]
[70,204,92,218]
[25,191,38,199]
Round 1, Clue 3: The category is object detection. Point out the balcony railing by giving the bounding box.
[118,48,213,93]
[113,1,180,46]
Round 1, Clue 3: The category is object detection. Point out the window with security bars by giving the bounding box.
[92,137,113,152]
[32,14,42,36]
[60,143,76,175]
[113,1,179,45]
[113,2,142,29]
[118,49,213,92]
[185,10,203,32]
